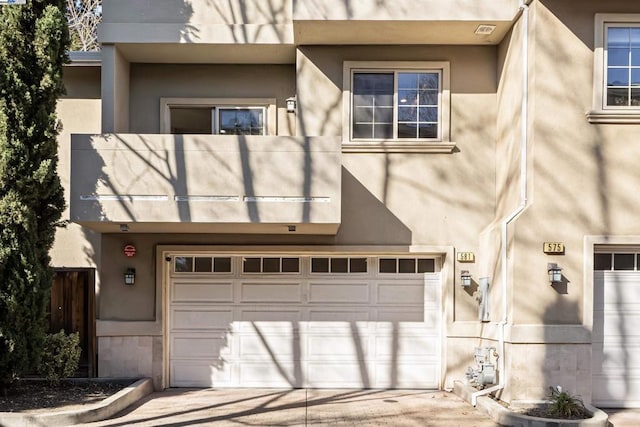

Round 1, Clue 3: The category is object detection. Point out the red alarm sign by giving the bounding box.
[123,244,136,257]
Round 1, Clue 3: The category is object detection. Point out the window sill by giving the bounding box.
[342,142,457,153]
[586,110,640,124]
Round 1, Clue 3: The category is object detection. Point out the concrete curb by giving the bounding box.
[0,378,153,427]
[453,381,609,427]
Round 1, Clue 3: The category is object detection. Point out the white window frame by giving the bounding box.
[342,61,453,153]
[588,14,640,123]
[160,98,277,135]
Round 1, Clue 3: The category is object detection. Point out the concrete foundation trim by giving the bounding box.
[454,381,608,427]
[0,378,153,427]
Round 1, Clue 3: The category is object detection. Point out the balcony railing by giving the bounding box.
[70,134,341,234]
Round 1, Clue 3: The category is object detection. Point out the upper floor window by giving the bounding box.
[588,14,640,123]
[605,25,640,107]
[160,98,276,134]
[352,71,440,139]
[343,61,453,152]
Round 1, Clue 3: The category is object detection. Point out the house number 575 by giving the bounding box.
[543,242,565,254]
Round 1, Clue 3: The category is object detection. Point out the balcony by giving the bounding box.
[99,0,295,64]
[70,134,341,234]
[293,0,521,45]
[98,0,521,64]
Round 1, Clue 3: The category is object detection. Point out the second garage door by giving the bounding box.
[169,254,442,389]
[593,251,640,407]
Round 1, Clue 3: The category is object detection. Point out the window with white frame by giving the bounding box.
[160,98,276,135]
[605,25,640,107]
[589,15,640,123]
[343,61,451,150]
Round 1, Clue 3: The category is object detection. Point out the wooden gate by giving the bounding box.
[50,269,96,377]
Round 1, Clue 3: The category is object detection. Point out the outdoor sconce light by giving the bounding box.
[461,270,472,287]
[547,263,562,284]
[124,268,136,286]
[286,96,297,113]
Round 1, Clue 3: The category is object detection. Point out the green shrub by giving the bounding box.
[37,330,81,382]
[546,386,587,418]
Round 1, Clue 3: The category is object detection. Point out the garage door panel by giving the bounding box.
[602,272,640,299]
[423,285,441,307]
[172,335,231,358]
[307,335,369,358]
[308,309,370,322]
[239,309,302,324]
[172,308,233,330]
[375,334,439,358]
[237,321,301,334]
[593,267,640,407]
[169,254,442,389]
[172,281,233,303]
[377,309,424,322]
[374,363,439,388]
[377,283,423,304]
[375,320,438,333]
[239,363,299,387]
[306,362,372,387]
[599,312,640,338]
[594,344,640,371]
[309,282,370,304]
[239,334,299,358]
[306,321,370,334]
[593,375,640,407]
[171,361,232,387]
[241,282,302,303]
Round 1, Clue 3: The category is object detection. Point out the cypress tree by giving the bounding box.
[0,0,68,393]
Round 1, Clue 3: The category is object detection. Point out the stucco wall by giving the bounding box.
[486,0,640,404]
[52,66,102,269]
[296,45,497,323]
[512,0,640,326]
[103,0,292,25]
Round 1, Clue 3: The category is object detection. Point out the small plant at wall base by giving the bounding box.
[520,386,589,420]
[546,386,587,419]
[37,330,81,382]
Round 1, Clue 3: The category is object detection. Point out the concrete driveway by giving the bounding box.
[81,388,498,427]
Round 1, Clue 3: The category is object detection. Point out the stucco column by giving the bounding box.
[101,44,130,133]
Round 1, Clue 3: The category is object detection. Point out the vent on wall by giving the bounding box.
[475,24,496,35]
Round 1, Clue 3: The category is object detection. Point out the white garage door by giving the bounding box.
[169,254,442,389]
[593,251,640,407]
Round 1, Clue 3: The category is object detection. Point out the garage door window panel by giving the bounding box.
[175,256,193,273]
[242,257,301,274]
[379,258,436,274]
[311,257,369,274]
[194,257,213,273]
[594,252,640,271]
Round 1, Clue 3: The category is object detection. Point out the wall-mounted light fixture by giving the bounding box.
[124,268,136,286]
[547,263,562,284]
[119,224,129,232]
[461,270,472,287]
[286,96,297,113]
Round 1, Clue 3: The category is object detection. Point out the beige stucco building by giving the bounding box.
[52,0,640,408]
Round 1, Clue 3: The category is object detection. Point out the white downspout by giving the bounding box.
[471,0,530,407]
